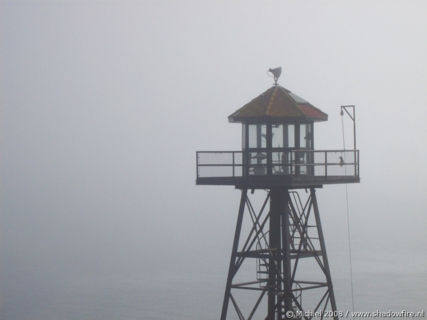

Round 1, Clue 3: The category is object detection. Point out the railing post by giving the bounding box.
[310,150,314,176]
[232,152,235,177]
[196,152,199,178]
[357,150,359,177]
[354,150,357,177]
[290,150,293,175]
[324,151,327,177]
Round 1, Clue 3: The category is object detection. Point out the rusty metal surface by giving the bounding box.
[228,86,328,123]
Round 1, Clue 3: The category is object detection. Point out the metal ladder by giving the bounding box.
[256,231,270,288]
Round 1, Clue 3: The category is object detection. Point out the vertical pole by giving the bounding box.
[196,152,199,179]
[281,190,292,317]
[310,188,338,319]
[295,124,300,176]
[232,152,235,177]
[342,105,357,176]
[268,189,279,319]
[269,188,292,319]
[244,124,249,177]
[353,107,357,177]
[221,189,247,320]
[278,189,293,319]
[311,124,315,176]
[357,150,360,177]
[267,123,272,176]
[324,151,327,177]
[353,107,357,154]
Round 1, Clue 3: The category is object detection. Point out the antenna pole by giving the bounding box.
[340,105,356,149]
[340,105,357,175]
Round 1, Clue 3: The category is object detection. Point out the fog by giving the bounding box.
[1,1,426,319]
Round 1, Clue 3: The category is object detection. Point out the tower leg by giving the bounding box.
[269,188,292,320]
[220,189,247,320]
[311,188,338,319]
[280,191,293,317]
[268,189,281,320]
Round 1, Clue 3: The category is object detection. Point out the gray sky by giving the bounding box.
[1,0,426,318]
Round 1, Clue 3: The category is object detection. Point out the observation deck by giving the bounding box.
[196,149,359,189]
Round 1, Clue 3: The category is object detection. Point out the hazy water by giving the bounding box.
[1,259,425,320]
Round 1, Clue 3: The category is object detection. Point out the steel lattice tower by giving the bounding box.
[196,71,359,320]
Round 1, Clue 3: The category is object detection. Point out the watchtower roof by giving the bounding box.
[228,86,328,123]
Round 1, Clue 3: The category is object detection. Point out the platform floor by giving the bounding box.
[196,175,360,189]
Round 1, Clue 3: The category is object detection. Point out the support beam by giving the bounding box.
[221,189,247,320]
[281,191,293,317]
[268,188,284,319]
[311,188,338,319]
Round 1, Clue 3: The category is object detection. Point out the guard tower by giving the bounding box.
[196,69,359,320]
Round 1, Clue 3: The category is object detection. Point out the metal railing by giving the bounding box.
[196,149,359,179]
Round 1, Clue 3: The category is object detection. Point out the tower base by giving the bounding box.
[221,188,337,320]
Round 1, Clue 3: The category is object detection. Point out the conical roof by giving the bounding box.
[228,86,328,123]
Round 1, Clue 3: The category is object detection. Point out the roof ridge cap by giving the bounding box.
[266,86,279,116]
